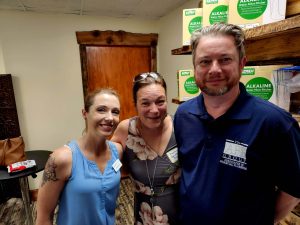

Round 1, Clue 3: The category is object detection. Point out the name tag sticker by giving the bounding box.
[112,159,122,172]
[166,148,178,163]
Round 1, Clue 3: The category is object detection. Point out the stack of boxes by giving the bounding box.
[179,8,202,101]
[178,1,291,105]
[202,0,287,28]
[228,0,287,29]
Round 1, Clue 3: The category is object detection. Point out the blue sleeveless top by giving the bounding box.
[56,140,121,225]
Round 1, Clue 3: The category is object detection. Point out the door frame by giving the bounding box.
[76,30,158,97]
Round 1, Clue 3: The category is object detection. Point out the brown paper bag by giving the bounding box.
[0,136,26,166]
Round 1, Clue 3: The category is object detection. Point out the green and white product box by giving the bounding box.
[240,65,290,104]
[228,0,287,29]
[203,0,229,27]
[177,69,200,101]
[182,8,203,46]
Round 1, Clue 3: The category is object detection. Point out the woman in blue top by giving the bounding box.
[36,88,123,225]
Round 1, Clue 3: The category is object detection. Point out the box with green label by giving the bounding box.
[228,0,287,29]
[177,69,200,101]
[203,0,229,27]
[182,8,203,46]
[240,65,290,104]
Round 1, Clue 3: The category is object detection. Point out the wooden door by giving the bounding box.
[76,30,158,121]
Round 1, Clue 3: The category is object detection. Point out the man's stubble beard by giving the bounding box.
[201,85,229,96]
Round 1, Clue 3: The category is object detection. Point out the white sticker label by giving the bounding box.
[220,139,248,170]
[112,159,122,172]
[166,147,178,163]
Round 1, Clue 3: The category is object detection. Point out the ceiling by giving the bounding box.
[0,0,190,20]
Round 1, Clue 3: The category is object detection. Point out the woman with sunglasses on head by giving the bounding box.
[36,88,123,225]
[111,72,180,225]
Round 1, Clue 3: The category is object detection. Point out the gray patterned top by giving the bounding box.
[124,117,181,225]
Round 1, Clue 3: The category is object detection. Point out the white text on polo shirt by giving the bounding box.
[220,139,248,170]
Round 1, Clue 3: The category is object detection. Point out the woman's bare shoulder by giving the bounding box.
[118,119,130,130]
[112,119,130,142]
[110,141,123,159]
[48,145,72,167]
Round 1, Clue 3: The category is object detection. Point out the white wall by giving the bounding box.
[0,11,159,189]
[0,11,159,150]
[159,0,200,115]
[0,1,200,189]
[0,40,5,73]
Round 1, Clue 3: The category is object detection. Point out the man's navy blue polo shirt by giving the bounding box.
[174,83,300,225]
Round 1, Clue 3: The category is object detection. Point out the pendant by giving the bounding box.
[150,188,154,196]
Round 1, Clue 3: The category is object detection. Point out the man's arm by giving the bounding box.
[274,190,300,224]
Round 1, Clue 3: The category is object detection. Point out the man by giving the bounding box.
[174,23,300,225]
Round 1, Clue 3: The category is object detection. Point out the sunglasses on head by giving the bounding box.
[133,72,161,83]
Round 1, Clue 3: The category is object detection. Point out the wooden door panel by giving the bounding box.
[76,30,158,121]
[86,46,151,120]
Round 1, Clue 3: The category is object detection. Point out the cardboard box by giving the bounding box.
[182,8,203,46]
[240,65,290,103]
[177,69,200,101]
[228,0,287,29]
[203,0,229,27]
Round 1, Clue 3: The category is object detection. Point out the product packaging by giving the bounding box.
[177,69,200,101]
[240,65,291,104]
[203,0,229,27]
[228,0,287,29]
[7,160,36,173]
[182,8,203,46]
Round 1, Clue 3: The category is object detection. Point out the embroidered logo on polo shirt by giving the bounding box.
[220,139,248,170]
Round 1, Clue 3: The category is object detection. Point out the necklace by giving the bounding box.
[138,117,169,156]
[145,157,158,220]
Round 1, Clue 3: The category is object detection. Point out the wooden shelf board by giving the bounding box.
[286,0,300,18]
[172,98,184,104]
[292,114,300,123]
[171,15,300,65]
[244,15,300,40]
[171,45,192,55]
[244,15,300,66]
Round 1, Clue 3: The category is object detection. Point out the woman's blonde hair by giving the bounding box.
[84,88,119,112]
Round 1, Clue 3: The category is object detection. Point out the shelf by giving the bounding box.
[173,97,300,120]
[286,0,300,18]
[171,45,191,55]
[245,15,300,66]
[171,15,300,66]
[172,2,300,106]
[292,114,300,123]
[172,98,184,104]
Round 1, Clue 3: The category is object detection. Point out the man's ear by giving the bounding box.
[240,56,247,70]
[82,109,87,119]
